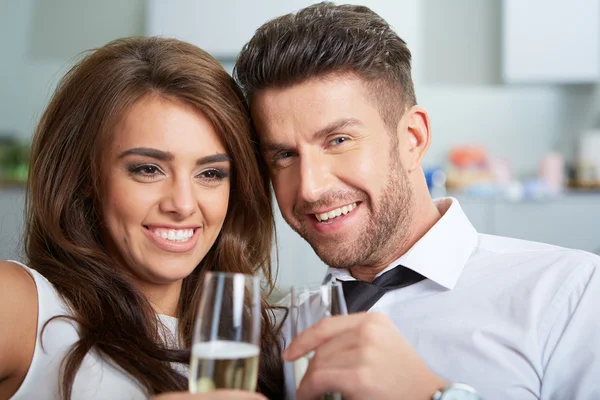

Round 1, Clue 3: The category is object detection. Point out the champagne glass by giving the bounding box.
[290,281,347,400]
[189,272,261,393]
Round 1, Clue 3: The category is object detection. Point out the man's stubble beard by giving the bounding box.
[285,154,414,270]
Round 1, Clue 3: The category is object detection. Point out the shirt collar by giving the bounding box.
[327,197,478,290]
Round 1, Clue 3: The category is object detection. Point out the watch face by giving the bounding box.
[441,390,481,400]
[441,385,481,400]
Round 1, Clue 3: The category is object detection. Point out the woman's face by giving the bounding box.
[101,96,230,287]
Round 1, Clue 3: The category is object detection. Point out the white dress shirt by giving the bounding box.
[283,198,600,400]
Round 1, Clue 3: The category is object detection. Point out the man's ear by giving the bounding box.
[401,105,431,172]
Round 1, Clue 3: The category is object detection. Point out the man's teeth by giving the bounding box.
[152,228,195,242]
[315,203,357,222]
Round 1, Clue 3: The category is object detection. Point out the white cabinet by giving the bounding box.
[146,0,421,65]
[502,0,600,83]
[457,193,600,255]
[146,0,317,58]
[490,195,600,254]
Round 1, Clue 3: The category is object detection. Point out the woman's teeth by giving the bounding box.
[152,228,194,242]
[315,203,357,222]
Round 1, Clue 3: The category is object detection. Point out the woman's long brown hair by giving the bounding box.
[24,37,284,398]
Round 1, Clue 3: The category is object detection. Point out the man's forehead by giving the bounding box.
[250,75,378,146]
[252,73,368,108]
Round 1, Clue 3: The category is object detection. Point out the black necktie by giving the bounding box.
[341,266,426,313]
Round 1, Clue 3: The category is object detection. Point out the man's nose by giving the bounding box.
[298,152,334,204]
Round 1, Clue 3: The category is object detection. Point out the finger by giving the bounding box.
[301,328,383,390]
[309,319,386,367]
[296,367,358,400]
[310,340,376,371]
[150,390,267,400]
[283,313,369,361]
[284,312,391,361]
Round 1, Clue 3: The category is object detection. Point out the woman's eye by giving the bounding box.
[140,165,159,174]
[128,164,163,177]
[199,169,228,181]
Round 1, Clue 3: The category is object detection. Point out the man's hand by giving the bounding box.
[283,312,447,400]
[151,390,266,400]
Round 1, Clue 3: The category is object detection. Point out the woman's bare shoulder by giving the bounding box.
[0,260,38,297]
[0,260,38,396]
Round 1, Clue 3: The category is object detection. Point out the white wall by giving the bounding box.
[0,0,145,140]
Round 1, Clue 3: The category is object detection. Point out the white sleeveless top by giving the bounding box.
[9,261,184,400]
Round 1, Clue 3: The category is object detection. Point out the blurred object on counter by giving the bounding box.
[445,145,495,192]
[0,135,29,187]
[506,178,560,202]
[504,180,525,202]
[538,152,565,193]
[444,145,566,201]
[446,167,495,190]
[424,166,447,198]
[449,145,487,169]
[574,130,600,188]
[488,157,512,187]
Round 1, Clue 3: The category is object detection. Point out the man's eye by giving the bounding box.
[330,137,348,146]
[275,151,295,160]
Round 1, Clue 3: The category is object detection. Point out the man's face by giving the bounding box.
[252,74,415,269]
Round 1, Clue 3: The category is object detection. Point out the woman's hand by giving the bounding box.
[150,390,266,400]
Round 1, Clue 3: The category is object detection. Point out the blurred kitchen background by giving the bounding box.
[1,0,600,291]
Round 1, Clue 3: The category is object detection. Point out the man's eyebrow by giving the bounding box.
[260,118,363,153]
[313,118,362,142]
[118,148,230,165]
[260,142,291,154]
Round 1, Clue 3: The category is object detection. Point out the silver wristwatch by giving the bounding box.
[433,383,483,400]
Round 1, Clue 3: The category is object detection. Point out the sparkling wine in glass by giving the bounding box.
[189,272,261,393]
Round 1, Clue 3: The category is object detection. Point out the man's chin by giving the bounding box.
[293,225,360,267]
[310,245,359,270]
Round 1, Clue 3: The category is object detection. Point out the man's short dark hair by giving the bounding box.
[234,1,417,131]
